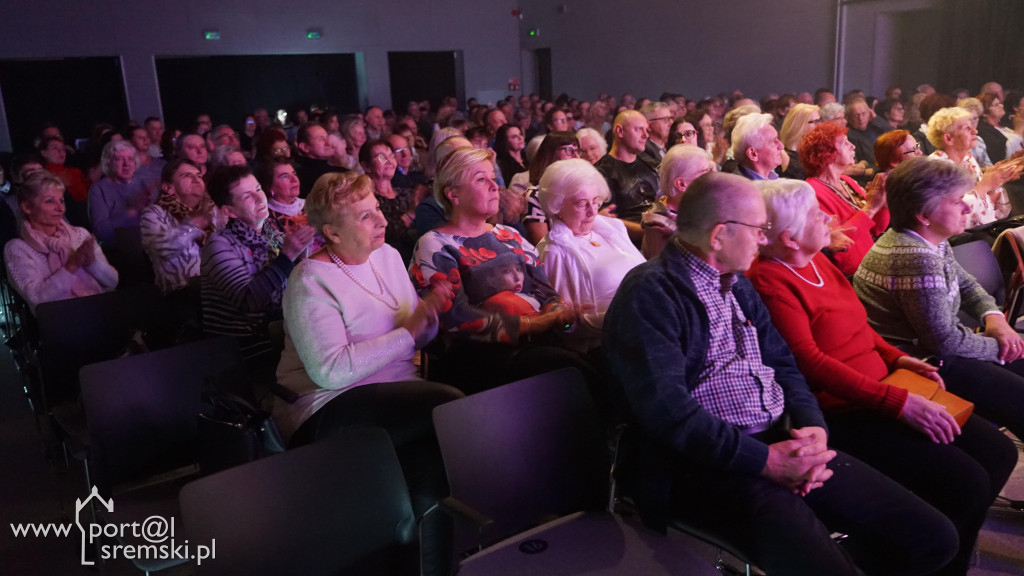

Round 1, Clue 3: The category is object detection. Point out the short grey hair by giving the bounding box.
[575,127,607,156]
[659,144,715,198]
[926,107,972,149]
[730,113,775,160]
[537,158,610,218]
[820,102,845,122]
[101,139,140,178]
[754,179,818,250]
[956,97,983,117]
[639,101,670,121]
[886,156,975,231]
[210,144,241,168]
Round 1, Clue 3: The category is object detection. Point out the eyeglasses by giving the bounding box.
[375,153,397,163]
[722,220,772,235]
[679,130,698,139]
[393,146,410,154]
[648,116,673,123]
[900,142,923,154]
[558,145,580,157]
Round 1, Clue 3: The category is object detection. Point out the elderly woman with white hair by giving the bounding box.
[927,106,1021,229]
[535,158,644,351]
[747,176,1017,576]
[88,139,156,247]
[575,127,608,165]
[640,145,715,259]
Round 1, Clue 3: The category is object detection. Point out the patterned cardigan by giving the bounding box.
[853,229,1001,360]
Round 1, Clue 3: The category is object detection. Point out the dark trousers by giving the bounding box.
[939,354,1024,440]
[669,450,958,576]
[828,411,1017,576]
[290,380,464,576]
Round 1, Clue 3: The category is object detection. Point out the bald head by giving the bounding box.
[677,172,767,273]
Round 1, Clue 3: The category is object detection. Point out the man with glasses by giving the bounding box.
[388,133,425,190]
[640,102,673,161]
[603,171,957,576]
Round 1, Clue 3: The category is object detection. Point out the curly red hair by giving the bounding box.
[799,122,847,178]
[874,129,911,171]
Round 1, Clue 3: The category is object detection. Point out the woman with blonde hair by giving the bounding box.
[409,147,578,391]
[778,103,820,179]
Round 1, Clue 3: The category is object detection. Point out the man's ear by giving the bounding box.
[708,222,728,251]
[745,146,758,164]
[614,124,625,139]
[160,181,175,197]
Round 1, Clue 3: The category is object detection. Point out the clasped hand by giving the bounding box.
[762,426,835,497]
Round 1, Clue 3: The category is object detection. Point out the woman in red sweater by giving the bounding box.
[746,178,1016,576]
[801,122,888,276]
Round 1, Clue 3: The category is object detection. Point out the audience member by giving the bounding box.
[140,158,218,293]
[5,171,117,312]
[535,158,644,352]
[855,156,1024,442]
[409,147,577,392]
[801,121,887,276]
[360,139,418,262]
[200,165,314,342]
[748,177,1017,576]
[88,140,155,247]
[603,170,957,576]
[274,169,460,576]
[593,110,659,240]
[731,113,784,181]
[777,104,820,179]
[640,102,673,161]
[520,131,580,245]
[641,144,715,259]
[293,123,346,199]
[926,107,1019,229]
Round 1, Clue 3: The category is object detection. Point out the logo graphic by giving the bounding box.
[11,485,216,566]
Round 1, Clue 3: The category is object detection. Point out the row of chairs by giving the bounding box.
[178,368,727,576]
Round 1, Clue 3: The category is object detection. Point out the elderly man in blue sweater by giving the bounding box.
[603,171,956,576]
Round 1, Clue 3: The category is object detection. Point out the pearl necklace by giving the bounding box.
[326,248,400,310]
[773,257,825,287]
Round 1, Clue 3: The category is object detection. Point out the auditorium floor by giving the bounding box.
[0,340,1021,575]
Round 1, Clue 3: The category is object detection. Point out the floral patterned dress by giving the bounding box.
[410,224,564,344]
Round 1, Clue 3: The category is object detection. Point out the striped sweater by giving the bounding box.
[139,204,203,293]
[200,224,294,338]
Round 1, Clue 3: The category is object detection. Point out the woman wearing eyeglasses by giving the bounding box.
[518,131,582,245]
[777,104,820,180]
[874,130,922,174]
[666,119,699,148]
[536,158,644,352]
[801,122,889,276]
[360,139,418,262]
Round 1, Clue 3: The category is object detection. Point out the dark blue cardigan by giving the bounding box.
[603,245,827,530]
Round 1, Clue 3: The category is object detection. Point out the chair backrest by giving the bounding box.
[80,336,242,494]
[433,368,608,550]
[35,285,161,408]
[952,239,1004,328]
[179,427,418,576]
[113,225,155,287]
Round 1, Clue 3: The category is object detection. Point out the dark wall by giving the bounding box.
[0,57,129,153]
[155,54,359,132]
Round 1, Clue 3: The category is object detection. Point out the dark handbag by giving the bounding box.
[198,370,286,475]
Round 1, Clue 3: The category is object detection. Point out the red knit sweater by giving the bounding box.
[807,176,889,277]
[747,252,908,418]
